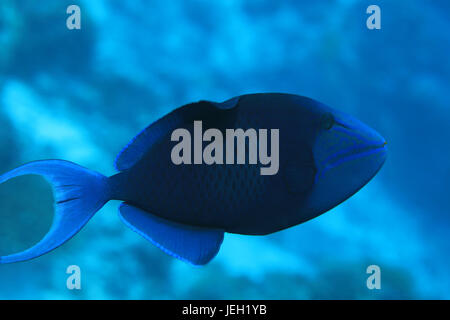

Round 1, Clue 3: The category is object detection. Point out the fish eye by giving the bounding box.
[321,113,335,130]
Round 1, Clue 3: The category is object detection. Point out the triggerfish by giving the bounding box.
[0,93,387,265]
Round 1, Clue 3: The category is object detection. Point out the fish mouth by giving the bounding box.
[316,140,387,182]
[325,141,387,169]
[318,116,387,171]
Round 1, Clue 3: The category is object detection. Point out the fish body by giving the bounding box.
[112,94,315,235]
[0,93,387,265]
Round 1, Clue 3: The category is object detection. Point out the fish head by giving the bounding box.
[304,106,387,218]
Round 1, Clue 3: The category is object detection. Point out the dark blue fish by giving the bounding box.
[0,93,387,265]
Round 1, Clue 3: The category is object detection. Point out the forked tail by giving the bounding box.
[0,160,110,263]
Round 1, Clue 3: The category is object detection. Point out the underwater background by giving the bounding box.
[0,0,449,299]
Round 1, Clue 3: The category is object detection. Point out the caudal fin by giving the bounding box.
[0,160,110,263]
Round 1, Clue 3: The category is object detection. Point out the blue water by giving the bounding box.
[0,0,449,299]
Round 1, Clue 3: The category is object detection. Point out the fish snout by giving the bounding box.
[304,111,387,219]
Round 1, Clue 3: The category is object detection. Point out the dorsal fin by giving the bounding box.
[114,97,240,171]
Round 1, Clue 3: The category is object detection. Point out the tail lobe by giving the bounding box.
[0,160,110,263]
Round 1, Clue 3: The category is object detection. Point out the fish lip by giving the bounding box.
[325,142,387,170]
[320,140,386,169]
[314,143,386,184]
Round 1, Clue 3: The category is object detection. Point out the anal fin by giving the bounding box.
[118,203,224,265]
